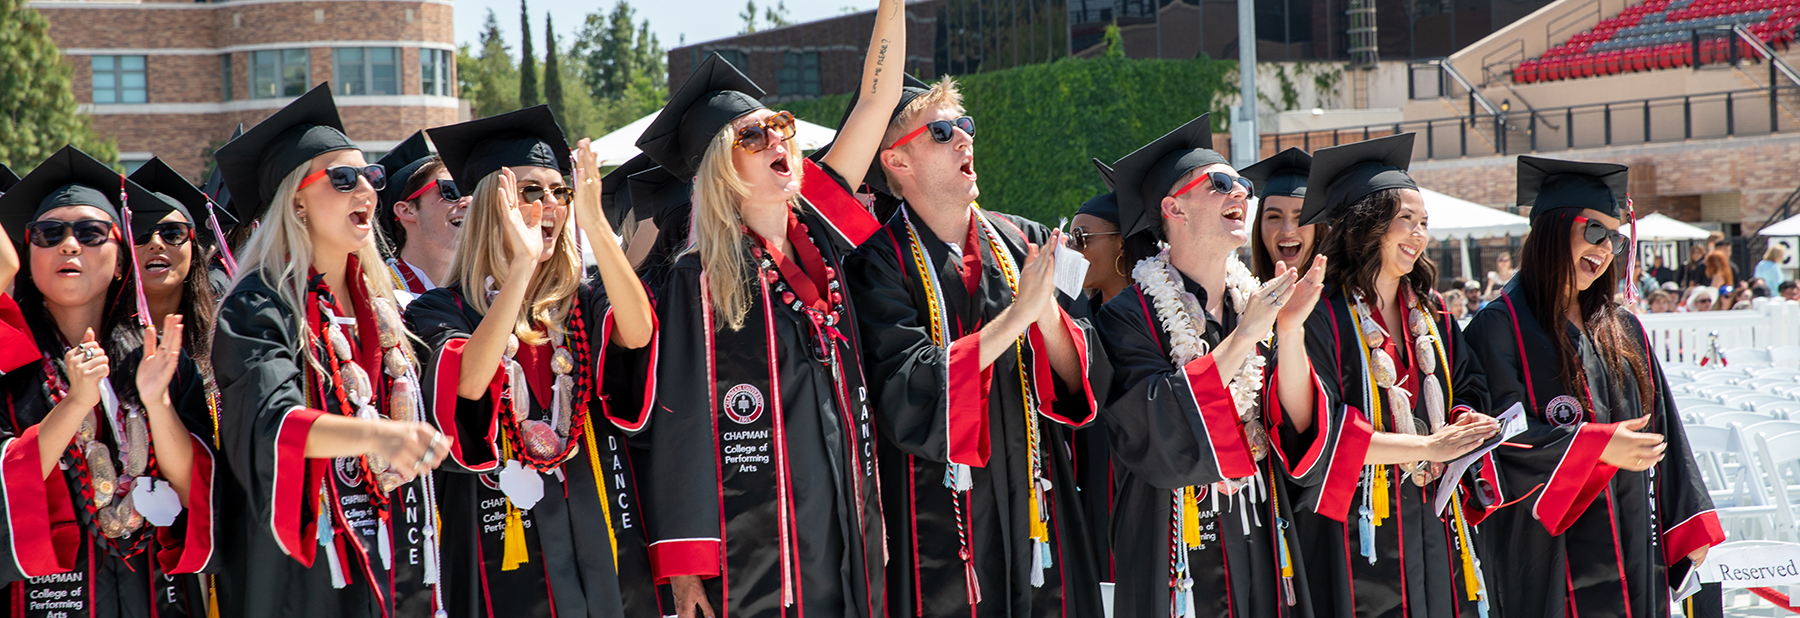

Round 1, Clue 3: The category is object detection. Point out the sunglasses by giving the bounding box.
[1065,226,1120,251]
[1575,216,1628,255]
[405,178,462,203]
[733,111,797,154]
[27,219,117,248]
[518,184,576,205]
[1172,171,1254,199]
[888,116,977,149]
[134,221,194,246]
[298,165,388,193]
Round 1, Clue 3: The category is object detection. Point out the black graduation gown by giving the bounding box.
[1095,275,1316,618]
[211,270,434,618]
[1071,292,1115,583]
[644,202,885,618]
[1463,282,1724,618]
[0,300,222,618]
[844,204,1105,618]
[1290,291,1494,618]
[405,280,662,618]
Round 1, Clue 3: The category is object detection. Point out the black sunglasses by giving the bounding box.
[406,178,462,203]
[520,184,576,205]
[1576,216,1628,255]
[888,116,977,149]
[134,221,194,246]
[299,165,387,193]
[28,219,117,248]
[1066,226,1120,251]
[1172,171,1254,199]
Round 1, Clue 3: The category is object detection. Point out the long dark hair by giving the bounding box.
[1319,188,1439,309]
[13,224,143,394]
[1249,211,1324,281]
[174,236,219,375]
[1518,208,1653,398]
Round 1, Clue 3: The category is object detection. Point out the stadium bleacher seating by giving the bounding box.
[1513,0,1800,84]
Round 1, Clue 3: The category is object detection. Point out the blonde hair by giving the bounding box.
[880,77,965,191]
[684,123,803,331]
[446,170,583,346]
[232,161,408,361]
[1766,245,1786,262]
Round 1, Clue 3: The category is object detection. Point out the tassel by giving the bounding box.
[1030,539,1045,587]
[945,463,972,492]
[320,507,347,589]
[1358,505,1377,564]
[501,500,529,571]
[1372,466,1390,524]
[423,519,440,585]
[1028,483,1047,542]
[207,575,221,618]
[1453,500,1481,601]
[1181,487,1202,548]
[1040,535,1053,569]
[964,560,982,605]
[1623,197,1642,305]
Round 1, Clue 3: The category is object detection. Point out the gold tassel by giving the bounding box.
[1028,487,1047,542]
[583,418,620,570]
[1181,486,1202,548]
[501,499,528,571]
[1453,500,1480,601]
[1372,466,1390,525]
[207,574,221,618]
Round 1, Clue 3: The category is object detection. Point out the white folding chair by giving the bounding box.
[1708,412,1777,428]
[1771,345,1800,369]
[1743,377,1798,391]
[1726,393,1798,413]
[1751,431,1800,542]
[1695,369,1751,384]
[1741,420,1800,438]
[1697,384,1756,403]
[1676,396,1720,411]
[1726,347,1775,367]
[1751,367,1800,380]
[1757,401,1800,419]
[1684,404,1749,422]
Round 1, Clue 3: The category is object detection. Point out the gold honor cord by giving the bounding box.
[583,415,620,570]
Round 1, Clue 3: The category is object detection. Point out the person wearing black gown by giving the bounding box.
[128,158,221,375]
[405,105,660,618]
[1276,134,1501,618]
[1093,115,1328,618]
[375,131,467,300]
[635,15,902,613]
[843,78,1106,618]
[209,84,452,618]
[1242,148,1321,282]
[1066,158,1131,582]
[1464,156,1724,618]
[0,145,221,617]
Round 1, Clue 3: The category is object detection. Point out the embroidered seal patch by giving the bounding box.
[723,384,766,425]
[1545,395,1584,427]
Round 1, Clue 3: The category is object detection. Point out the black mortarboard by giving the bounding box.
[1298,133,1417,227]
[637,53,767,178]
[0,164,18,195]
[1516,155,1628,223]
[627,165,693,231]
[374,130,435,253]
[1110,114,1227,239]
[127,158,208,245]
[1076,158,1119,224]
[807,73,932,197]
[0,145,154,242]
[1241,147,1312,200]
[601,154,658,230]
[202,124,245,236]
[214,84,358,224]
[428,105,570,192]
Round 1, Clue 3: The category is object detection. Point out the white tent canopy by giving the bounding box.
[584,111,840,167]
[1762,212,1800,236]
[1417,187,1530,281]
[1633,213,1711,241]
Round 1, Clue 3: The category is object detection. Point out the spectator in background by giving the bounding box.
[1754,245,1787,289]
[1646,289,1676,313]
[1781,280,1800,301]
[1684,243,1711,287]
[1683,286,1718,312]
[1651,255,1677,286]
[1449,277,1470,295]
[1722,285,1755,310]
[1445,288,1470,321]
[1485,251,1514,297]
[1707,237,1735,288]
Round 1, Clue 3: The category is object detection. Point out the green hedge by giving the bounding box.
[782,56,1236,225]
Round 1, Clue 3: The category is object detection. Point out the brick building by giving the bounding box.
[31,0,463,182]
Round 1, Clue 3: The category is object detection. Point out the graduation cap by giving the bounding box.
[602,154,658,230]
[374,131,436,254]
[1110,114,1226,240]
[127,158,209,246]
[1516,155,1628,223]
[0,146,161,324]
[637,53,767,178]
[428,105,570,193]
[627,165,693,232]
[807,72,933,197]
[214,84,358,225]
[201,124,245,234]
[0,164,18,196]
[1076,158,1119,224]
[1240,147,1312,200]
[1297,133,1417,227]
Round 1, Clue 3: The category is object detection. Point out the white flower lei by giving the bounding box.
[1131,248,1267,418]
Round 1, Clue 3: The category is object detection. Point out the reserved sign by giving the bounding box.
[1697,542,1800,588]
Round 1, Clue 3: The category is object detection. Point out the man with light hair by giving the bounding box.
[844,77,1107,618]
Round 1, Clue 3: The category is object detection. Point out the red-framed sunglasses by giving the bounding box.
[298,165,387,193]
[1171,171,1253,199]
[888,116,976,149]
[404,178,462,203]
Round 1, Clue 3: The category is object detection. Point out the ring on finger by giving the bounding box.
[81,346,96,360]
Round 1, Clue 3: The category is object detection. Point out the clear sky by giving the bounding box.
[452,0,864,57]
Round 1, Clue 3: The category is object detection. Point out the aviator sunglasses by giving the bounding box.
[1172,171,1254,199]
[888,116,977,149]
[298,165,388,193]
[518,183,576,205]
[733,111,798,154]
[134,221,194,246]
[27,219,118,248]
[1574,216,1629,255]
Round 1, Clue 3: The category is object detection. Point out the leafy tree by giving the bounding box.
[573,2,664,101]
[0,0,115,169]
[458,9,521,118]
[763,0,790,28]
[519,0,539,108]
[544,13,565,122]
[1103,23,1125,58]
[739,0,759,34]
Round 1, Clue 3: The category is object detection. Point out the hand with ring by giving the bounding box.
[61,328,111,412]
[372,421,453,481]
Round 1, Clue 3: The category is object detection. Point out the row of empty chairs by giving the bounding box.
[1513,0,1800,84]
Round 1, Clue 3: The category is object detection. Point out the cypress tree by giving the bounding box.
[543,13,565,127]
[518,0,539,108]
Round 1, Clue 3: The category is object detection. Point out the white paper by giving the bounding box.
[498,460,545,510]
[1697,541,1800,588]
[1434,402,1527,516]
[131,478,182,527]
[1053,244,1090,299]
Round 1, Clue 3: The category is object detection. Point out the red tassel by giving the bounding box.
[1623,197,1642,305]
[118,175,152,328]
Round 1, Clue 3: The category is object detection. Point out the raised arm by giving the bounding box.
[574,138,654,349]
[817,0,906,189]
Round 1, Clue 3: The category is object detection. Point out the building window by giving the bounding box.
[421,48,452,96]
[252,49,310,98]
[778,51,820,98]
[713,49,750,73]
[91,55,147,104]
[221,55,233,102]
[120,159,150,174]
[335,47,399,96]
